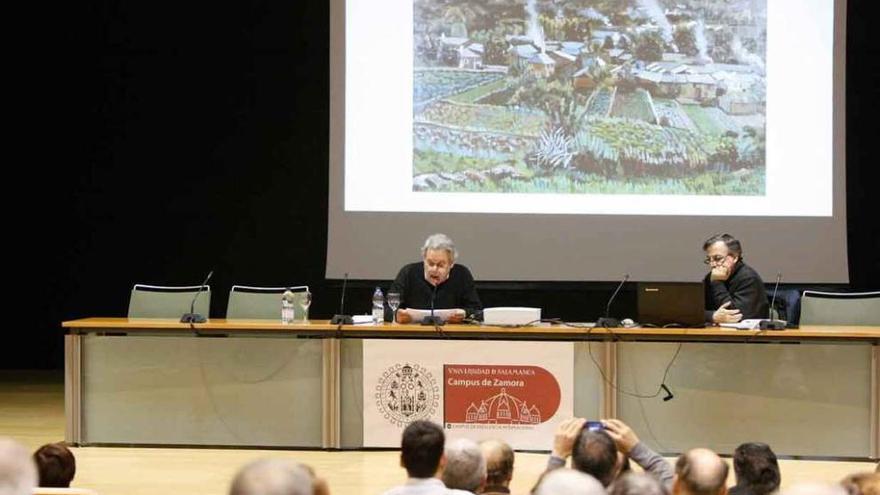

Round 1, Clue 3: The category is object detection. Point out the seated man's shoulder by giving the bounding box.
[451,263,473,276]
[736,262,764,282]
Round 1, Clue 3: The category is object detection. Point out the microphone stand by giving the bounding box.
[421,285,443,326]
[596,274,629,328]
[759,272,786,330]
[180,271,213,324]
[331,273,354,325]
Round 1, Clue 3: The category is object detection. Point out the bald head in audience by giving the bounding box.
[479,439,514,494]
[443,438,487,493]
[230,459,314,495]
[674,449,729,495]
[611,472,668,495]
[534,468,606,495]
[841,472,880,495]
[0,438,37,495]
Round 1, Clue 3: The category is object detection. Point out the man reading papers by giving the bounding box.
[389,233,482,324]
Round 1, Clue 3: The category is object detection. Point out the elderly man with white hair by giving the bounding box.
[390,233,482,324]
[534,468,605,495]
[442,439,487,494]
[229,458,324,495]
[0,437,37,495]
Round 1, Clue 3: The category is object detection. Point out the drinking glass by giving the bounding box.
[299,290,312,321]
[387,292,401,323]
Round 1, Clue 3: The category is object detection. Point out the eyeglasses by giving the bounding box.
[703,255,730,265]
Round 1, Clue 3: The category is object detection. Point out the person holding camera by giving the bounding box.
[545,418,674,490]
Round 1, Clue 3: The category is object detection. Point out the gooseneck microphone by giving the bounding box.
[331,273,354,325]
[421,285,443,326]
[759,272,786,330]
[596,274,630,328]
[180,270,213,324]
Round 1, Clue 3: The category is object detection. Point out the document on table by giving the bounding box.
[720,319,762,330]
[405,308,462,322]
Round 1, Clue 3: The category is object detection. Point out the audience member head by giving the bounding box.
[610,472,668,495]
[534,468,605,495]
[732,442,780,495]
[33,442,76,488]
[572,428,620,487]
[400,420,445,479]
[479,439,514,490]
[841,472,880,495]
[229,459,314,495]
[0,438,38,495]
[674,448,730,495]
[442,438,486,493]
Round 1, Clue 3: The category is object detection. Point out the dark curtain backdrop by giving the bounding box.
[7,1,877,369]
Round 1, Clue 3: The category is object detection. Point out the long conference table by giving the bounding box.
[62,318,880,460]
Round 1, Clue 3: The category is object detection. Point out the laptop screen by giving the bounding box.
[637,282,706,328]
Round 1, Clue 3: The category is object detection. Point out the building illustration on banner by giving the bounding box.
[444,364,561,427]
[464,388,542,425]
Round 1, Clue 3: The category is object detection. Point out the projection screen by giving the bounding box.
[328,0,847,282]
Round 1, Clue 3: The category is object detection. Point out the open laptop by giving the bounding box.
[637,282,706,328]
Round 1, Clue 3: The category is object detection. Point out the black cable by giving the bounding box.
[557,319,684,400]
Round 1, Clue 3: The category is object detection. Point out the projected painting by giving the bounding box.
[412,0,767,195]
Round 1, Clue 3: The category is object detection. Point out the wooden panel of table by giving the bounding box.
[61,318,880,458]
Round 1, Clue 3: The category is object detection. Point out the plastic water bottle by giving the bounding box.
[372,287,384,324]
[281,289,296,324]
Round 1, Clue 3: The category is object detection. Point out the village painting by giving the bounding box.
[412,0,767,195]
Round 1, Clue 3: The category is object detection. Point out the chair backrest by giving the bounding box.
[768,288,802,324]
[33,488,98,495]
[799,290,880,326]
[226,285,310,320]
[128,284,211,319]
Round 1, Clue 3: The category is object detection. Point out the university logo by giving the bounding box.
[375,363,440,427]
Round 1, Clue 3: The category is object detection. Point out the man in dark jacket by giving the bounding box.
[390,233,482,323]
[703,234,769,324]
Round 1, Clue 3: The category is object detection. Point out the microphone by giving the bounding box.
[596,274,629,328]
[661,383,674,401]
[330,273,354,325]
[180,270,213,324]
[758,272,786,330]
[421,285,443,326]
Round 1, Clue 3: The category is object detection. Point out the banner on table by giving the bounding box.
[363,340,573,449]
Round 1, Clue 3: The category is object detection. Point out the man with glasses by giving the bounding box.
[703,233,768,324]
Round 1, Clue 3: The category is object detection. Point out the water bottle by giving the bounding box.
[372,287,384,324]
[281,289,296,324]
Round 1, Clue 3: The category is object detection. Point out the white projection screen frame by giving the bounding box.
[328,0,847,282]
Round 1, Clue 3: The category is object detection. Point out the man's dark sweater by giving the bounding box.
[704,260,769,321]
[386,262,482,321]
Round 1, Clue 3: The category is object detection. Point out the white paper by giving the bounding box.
[404,308,463,323]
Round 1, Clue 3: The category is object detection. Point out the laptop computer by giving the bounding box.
[637,282,706,328]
